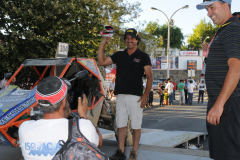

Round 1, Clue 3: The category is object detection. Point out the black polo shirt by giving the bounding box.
[110,48,151,96]
[205,17,240,99]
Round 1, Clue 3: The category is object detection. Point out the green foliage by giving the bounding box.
[0,0,142,78]
[98,0,142,55]
[187,18,220,50]
[0,0,103,77]
[97,0,142,26]
[144,20,184,55]
[181,45,188,51]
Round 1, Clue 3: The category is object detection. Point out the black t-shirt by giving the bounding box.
[110,48,151,96]
[205,17,240,99]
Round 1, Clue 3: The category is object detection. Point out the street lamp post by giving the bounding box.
[151,5,189,78]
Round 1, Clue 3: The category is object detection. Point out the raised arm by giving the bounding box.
[98,37,114,66]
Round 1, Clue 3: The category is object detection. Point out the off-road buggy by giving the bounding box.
[0,58,132,147]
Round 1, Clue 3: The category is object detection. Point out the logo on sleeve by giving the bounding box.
[133,58,140,63]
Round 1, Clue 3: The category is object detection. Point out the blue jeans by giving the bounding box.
[173,90,176,100]
[160,94,164,105]
[188,93,193,105]
[198,90,204,103]
[168,93,173,105]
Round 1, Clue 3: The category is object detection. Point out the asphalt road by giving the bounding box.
[0,90,209,160]
[143,91,208,132]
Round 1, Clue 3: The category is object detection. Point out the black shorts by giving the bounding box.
[207,98,240,160]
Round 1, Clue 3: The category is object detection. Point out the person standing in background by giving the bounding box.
[108,78,115,99]
[165,78,174,105]
[198,81,206,103]
[172,80,177,100]
[158,82,164,107]
[184,79,190,105]
[187,80,196,105]
[178,79,185,105]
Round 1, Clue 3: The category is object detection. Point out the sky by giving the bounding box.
[124,0,240,43]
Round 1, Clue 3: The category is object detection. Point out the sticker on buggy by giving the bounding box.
[0,97,36,125]
[79,60,98,76]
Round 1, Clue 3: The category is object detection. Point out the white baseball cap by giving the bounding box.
[196,0,232,10]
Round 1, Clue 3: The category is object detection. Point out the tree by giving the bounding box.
[0,0,103,77]
[145,20,184,55]
[187,18,220,50]
[97,0,142,26]
[97,0,142,55]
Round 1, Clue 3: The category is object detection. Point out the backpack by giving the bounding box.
[52,117,108,160]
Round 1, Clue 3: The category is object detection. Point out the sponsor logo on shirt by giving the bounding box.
[25,142,61,156]
[133,58,140,63]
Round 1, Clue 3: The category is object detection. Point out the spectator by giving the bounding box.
[198,81,206,103]
[0,73,12,89]
[162,80,167,87]
[197,1,240,159]
[178,79,185,105]
[187,80,196,105]
[19,76,103,160]
[184,79,190,105]
[148,86,154,107]
[197,80,200,90]
[158,82,164,107]
[172,79,177,100]
[108,78,115,99]
[98,28,152,160]
[165,78,174,105]
[0,78,8,89]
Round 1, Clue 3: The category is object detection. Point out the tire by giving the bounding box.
[111,103,133,146]
[98,66,106,80]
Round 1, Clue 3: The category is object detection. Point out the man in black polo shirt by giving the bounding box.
[197,0,240,159]
[98,28,152,160]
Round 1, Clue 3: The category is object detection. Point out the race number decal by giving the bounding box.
[55,42,69,58]
[59,43,69,56]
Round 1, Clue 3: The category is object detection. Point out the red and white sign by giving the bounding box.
[180,51,198,56]
[106,73,115,80]
[203,51,206,57]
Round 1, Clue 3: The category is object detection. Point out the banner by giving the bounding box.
[171,57,178,69]
[156,57,161,69]
[150,56,156,69]
[203,51,206,57]
[106,73,115,80]
[152,57,179,69]
[187,60,197,70]
[180,51,198,56]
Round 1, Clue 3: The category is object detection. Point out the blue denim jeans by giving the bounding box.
[173,90,176,100]
[160,94,164,105]
[168,93,173,105]
[188,93,193,105]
